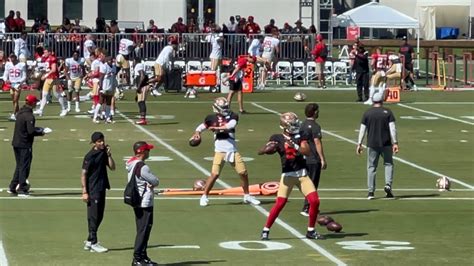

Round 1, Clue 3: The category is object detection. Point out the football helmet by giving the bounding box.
[212,97,230,116]
[280,112,301,134]
[293,92,307,102]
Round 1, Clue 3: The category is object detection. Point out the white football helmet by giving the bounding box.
[436,176,451,191]
[212,97,230,116]
[280,112,301,134]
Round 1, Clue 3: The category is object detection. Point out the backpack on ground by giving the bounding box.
[124,161,145,207]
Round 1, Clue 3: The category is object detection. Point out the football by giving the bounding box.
[326,221,343,232]
[293,92,307,102]
[193,179,206,191]
[189,136,201,147]
[263,142,278,154]
[436,176,451,191]
[317,215,334,226]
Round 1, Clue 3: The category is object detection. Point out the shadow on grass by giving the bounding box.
[225,199,274,206]
[31,192,82,196]
[395,193,440,199]
[162,260,227,265]
[324,232,368,239]
[321,209,379,215]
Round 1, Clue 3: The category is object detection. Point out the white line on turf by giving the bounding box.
[0,239,8,266]
[0,196,472,201]
[116,111,347,266]
[397,103,474,125]
[251,102,474,190]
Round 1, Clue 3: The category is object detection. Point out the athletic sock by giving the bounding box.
[93,103,102,120]
[138,101,146,119]
[306,191,320,228]
[265,197,287,229]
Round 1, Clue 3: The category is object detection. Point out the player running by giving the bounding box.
[191,97,261,207]
[4,54,27,121]
[65,50,85,113]
[258,112,325,240]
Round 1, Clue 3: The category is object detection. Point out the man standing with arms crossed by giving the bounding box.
[299,103,327,216]
[356,92,399,200]
[81,131,116,252]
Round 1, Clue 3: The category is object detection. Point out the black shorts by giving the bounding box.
[404,63,413,72]
[229,79,242,91]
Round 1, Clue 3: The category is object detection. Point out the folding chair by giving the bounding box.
[324,61,334,85]
[186,60,202,72]
[202,61,212,71]
[306,61,317,85]
[332,61,350,85]
[276,61,292,85]
[292,61,306,84]
[173,60,186,69]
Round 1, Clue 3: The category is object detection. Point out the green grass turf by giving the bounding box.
[0,89,473,265]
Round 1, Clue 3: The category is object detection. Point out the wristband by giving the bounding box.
[293,144,300,150]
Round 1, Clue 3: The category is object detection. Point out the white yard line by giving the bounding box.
[397,103,474,125]
[251,102,474,190]
[116,111,347,266]
[0,240,8,266]
[0,196,472,201]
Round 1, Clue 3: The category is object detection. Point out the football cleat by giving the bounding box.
[243,195,261,205]
[135,119,148,125]
[384,184,394,198]
[280,112,301,134]
[212,97,230,116]
[306,230,325,240]
[199,195,209,207]
[367,192,375,200]
[261,230,270,240]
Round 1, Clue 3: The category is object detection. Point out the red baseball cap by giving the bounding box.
[133,141,155,154]
[25,94,39,105]
[317,34,324,41]
[237,57,248,68]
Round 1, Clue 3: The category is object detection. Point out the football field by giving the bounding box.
[0,89,473,266]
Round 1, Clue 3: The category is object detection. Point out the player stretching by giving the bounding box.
[191,97,260,207]
[4,54,27,121]
[65,50,85,113]
[116,37,135,89]
[258,112,324,240]
[133,57,154,125]
[259,28,280,90]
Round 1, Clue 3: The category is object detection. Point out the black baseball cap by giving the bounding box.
[90,131,104,143]
[133,141,155,154]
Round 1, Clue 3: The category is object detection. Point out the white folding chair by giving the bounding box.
[306,61,317,85]
[202,61,212,71]
[292,61,306,84]
[186,60,202,72]
[324,61,334,85]
[276,61,292,85]
[332,61,350,85]
[173,60,186,69]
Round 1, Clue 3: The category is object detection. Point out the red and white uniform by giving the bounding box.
[65,57,85,79]
[262,36,279,61]
[42,55,59,79]
[118,38,134,55]
[372,53,388,71]
[3,62,27,88]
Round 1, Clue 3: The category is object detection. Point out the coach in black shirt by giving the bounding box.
[352,46,370,102]
[300,103,327,216]
[81,131,115,253]
[9,95,46,196]
[356,92,399,200]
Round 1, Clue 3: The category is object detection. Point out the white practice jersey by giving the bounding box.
[3,62,27,83]
[83,39,96,59]
[14,38,29,58]
[119,38,134,55]
[100,63,116,92]
[65,57,85,79]
[155,45,174,67]
[133,62,144,78]
[262,36,279,59]
[91,59,102,82]
[206,34,222,59]
[248,38,262,57]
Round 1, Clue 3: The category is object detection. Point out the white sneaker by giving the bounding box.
[243,195,261,205]
[105,118,115,124]
[33,109,43,116]
[9,114,16,121]
[75,107,81,113]
[84,241,92,251]
[92,119,100,124]
[60,110,68,117]
[151,89,162,97]
[199,195,209,207]
[413,85,418,91]
[364,99,373,105]
[87,109,95,114]
[90,243,108,253]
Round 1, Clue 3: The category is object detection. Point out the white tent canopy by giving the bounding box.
[416,0,472,40]
[336,2,420,69]
[337,2,419,29]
